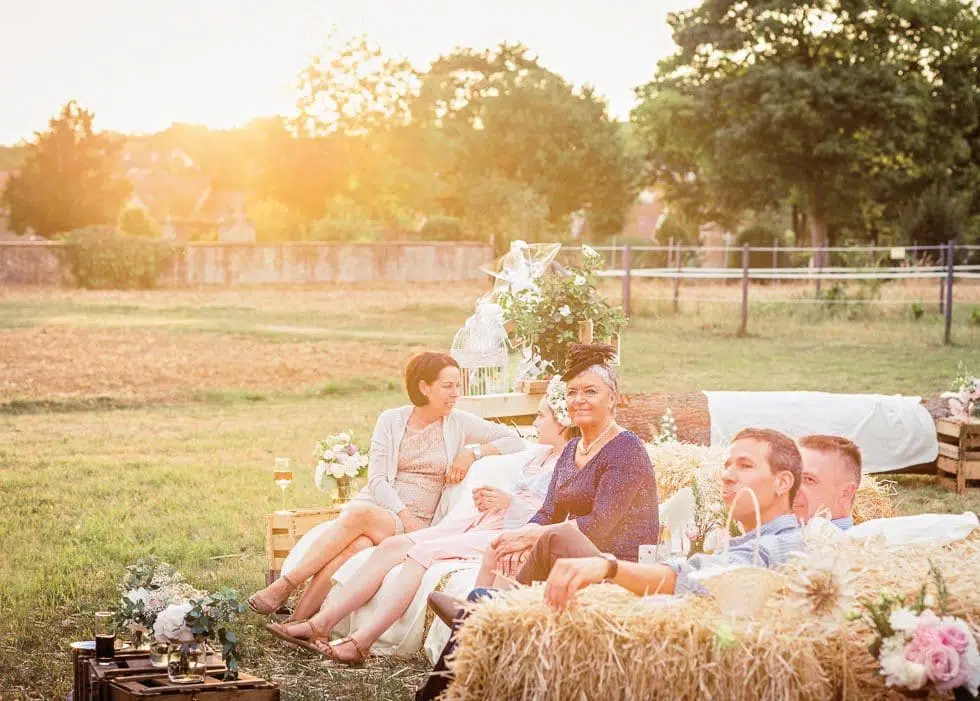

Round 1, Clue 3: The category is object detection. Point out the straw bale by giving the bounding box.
[445,532,980,701]
[647,441,895,524]
[618,392,710,444]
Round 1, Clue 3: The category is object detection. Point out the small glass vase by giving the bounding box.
[148,639,169,668]
[129,630,151,652]
[166,640,207,684]
[336,476,357,504]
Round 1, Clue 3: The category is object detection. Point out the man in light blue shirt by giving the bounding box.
[793,434,863,531]
[537,427,807,606]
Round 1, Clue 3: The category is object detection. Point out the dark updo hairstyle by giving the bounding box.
[405,352,460,406]
[560,343,621,396]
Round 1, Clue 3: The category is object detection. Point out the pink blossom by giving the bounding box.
[346,444,358,456]
[911,625,943,651]
[925,645,968,691]
[906,640,929,665]
[940,624,971,654]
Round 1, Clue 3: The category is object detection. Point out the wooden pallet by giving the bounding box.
[264,506,342,584]
[76,651,228,701]
[936,418,980,494]
[108,671,278,700]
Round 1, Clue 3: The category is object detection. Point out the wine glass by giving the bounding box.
[273,457,293,512]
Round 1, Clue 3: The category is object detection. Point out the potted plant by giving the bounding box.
[497,245,627,380]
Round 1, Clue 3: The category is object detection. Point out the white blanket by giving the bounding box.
[282,446,545,655]
[705,391,938,473]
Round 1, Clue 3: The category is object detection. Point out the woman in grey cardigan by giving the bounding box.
[249,352,525,620]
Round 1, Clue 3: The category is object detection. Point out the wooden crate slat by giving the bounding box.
[938,442,980,461]
[264,508,341,581]
[939,455,980,480]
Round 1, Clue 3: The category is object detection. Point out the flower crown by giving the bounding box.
[546,375,573,427]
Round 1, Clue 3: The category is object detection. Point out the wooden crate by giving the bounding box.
[264,506,342,584]
[108,671,278,700]
[78,652,227,701]
[936,418,980,494]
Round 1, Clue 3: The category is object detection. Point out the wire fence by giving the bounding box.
[558,242,980,345]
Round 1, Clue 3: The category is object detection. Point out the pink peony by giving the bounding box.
[941,624,971,654]
[346,444,358,456]
[911,625,944,651]
[924,645,969,691]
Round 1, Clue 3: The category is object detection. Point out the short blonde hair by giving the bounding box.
[798,434,862,487]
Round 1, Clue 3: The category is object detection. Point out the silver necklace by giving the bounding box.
[580,421,616,456]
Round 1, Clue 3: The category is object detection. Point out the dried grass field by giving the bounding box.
[2,281,980,700]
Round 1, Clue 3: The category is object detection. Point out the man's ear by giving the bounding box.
[776,470,795,497]
[841,481,858,508]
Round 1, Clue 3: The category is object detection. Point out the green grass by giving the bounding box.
[2,285,980,699]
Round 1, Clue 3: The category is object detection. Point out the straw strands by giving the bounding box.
[445,532,980,701]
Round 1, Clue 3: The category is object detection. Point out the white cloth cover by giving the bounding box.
[846,512,979,545]
[282,447,544,655]
[705,391,938,473]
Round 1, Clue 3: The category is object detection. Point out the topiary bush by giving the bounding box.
[59,226,174,289]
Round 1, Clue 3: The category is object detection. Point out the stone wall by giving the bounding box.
[0,241,494,287]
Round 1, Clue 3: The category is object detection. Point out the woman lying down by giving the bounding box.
[266,378,578,663]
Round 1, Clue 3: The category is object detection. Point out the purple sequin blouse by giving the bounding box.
[529,431,660,561]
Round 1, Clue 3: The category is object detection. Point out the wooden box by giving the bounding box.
[936,418,980,493]
[264,506,341,584]
[515,379,549,394]
[77,652,230,701]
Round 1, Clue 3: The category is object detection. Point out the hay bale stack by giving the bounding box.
[646,441,894,524]
[445,533,980,701]
[618,392,710,444]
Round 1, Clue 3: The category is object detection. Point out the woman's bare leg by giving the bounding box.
[284,535,414,639]
[288,535,374,622]
[249,505,397,612]
[317,558,428,661]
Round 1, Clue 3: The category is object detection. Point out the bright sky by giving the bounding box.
[0,0,699,146]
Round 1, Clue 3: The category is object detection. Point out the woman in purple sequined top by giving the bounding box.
[527,429,658,561]
[489,343,660,581]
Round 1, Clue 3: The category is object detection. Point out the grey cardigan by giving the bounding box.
[365,405,525,523]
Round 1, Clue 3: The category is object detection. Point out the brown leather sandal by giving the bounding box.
[264,620,326,654]
[320,636,370,665]
[248,574,296,615]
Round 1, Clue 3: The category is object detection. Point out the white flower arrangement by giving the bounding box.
[314,429,369,497]
[545,375,573,427]
[152,602,195,643]
[649,408,678,446]
[942,363,980,421]
[848,564,980,696]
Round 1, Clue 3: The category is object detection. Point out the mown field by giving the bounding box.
[2,282,980,700]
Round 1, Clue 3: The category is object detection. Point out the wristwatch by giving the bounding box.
[600,552,618,581]
[471,444,483,461]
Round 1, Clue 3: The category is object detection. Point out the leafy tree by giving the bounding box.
[635,0,980,263]
[117,204,161,238]
[295,33,419,137]
[246,197,300,242]
[414,43,638,240]
[2,101,130,238]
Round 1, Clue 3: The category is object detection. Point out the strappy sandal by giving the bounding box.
[264,620,326,654]
[248,574,296,615]
[320,636,370,665]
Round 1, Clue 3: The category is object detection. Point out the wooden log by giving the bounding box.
[618,392,710,445]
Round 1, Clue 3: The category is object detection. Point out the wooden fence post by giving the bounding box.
[944,240,955,345]
[673,243,682,313]
[939,243,946,315]
[739,244,750,336]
